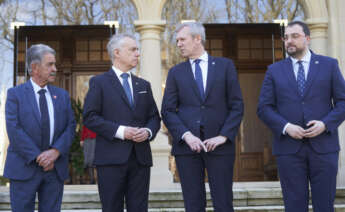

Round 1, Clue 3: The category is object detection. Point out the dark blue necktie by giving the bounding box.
[297,61,306,96]
[121,73,134,107]
[194,59,205,99]
[38,89,50,151]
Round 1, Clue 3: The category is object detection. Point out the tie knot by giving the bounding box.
[38,89,46,95]
[121,73,130,80]
[194,59,201,65]
[297,60,303,65]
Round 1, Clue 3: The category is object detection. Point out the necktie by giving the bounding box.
[194,59,205,99]
[38,89,50,150]
[121,73,134,107]
[297,61,306,96]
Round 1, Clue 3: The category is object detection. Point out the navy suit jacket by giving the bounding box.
[257,53,345,155]
[4,81,76,181]
[83,69,161,167]
[161,56,244,155]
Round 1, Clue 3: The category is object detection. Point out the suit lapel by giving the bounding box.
[204,55,216,100]
[303,54,320,98]
[47,85,58,138]
[184,61,204,102]
[25,81,41,125]
[106,69,134,109]
[283,58,300,96]
[131,75,140,110]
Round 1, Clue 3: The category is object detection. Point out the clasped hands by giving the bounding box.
[184,132,227,153]
[124,127,150,142]
[285,120,326,140]
[36,148,60,172]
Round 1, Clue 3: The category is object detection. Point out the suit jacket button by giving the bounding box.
[201,106,205,109]
[302,102,305,104]
[196,120,201,124]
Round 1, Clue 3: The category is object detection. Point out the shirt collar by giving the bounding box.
[290,49,311,65]
[112,66,132,79]
[30,78,49,94]
[189,51,208,65]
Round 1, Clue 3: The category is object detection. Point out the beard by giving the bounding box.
[286,45,306,58]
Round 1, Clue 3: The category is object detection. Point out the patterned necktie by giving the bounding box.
[121,73,134,107]
[297,60,306,96]
[194,59,205,99]
[38,89,50,150]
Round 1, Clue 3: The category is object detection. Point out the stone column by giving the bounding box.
[305,18,328,55]
[135,20,176,189]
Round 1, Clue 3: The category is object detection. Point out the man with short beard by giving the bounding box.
[257,21,345,212]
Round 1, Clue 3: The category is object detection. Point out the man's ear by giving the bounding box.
[113,49,120,57]
[31,63,38,74]
[195,35,202,44]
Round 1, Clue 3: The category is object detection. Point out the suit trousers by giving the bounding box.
[9,167,64,212]
[96,150,151,212]
[175,151,235,212]
[276,141,338,212]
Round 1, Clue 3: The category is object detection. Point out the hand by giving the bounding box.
[203,136,227,152]
[132,128,149,143]
[285,123,306,139]
[36,148,60,169]
[184,133,207,153]
[43,162,54,172]
[80,140,84,147]
[304,120,326,138]
[124,127,139,140]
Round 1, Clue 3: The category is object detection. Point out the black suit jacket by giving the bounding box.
[83,69,161,166]
[161,56,244,155]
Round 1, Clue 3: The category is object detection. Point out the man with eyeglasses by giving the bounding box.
[257,21,345,212]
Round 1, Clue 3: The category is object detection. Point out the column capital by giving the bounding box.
[305,17,328,25]
[134,20,166,32]
[135,20,166,41]
[306,19,328,40]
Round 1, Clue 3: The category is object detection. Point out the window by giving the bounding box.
[75,39,109,62]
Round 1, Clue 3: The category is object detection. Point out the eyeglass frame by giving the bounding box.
[281,33,308,42]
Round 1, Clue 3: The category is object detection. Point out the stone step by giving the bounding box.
[0,185,345,211]
[1,205,345,212]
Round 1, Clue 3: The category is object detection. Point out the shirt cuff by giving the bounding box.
[114,125,126,140]
[143,128,153,139]
[282,123,290,135]
[181,131,191,141]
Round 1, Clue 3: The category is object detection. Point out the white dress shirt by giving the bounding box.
[31,78,55,145]
[290,49,311,81]
[282,50,311,134]
[182,51,209,140]
[112,66,152,140]
[189,51,209,91]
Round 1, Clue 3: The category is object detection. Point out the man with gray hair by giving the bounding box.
[4,44,76,212]
[162,22,244,212]
[83,33,160,212]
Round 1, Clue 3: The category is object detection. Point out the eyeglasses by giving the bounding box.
[281,33,305,41]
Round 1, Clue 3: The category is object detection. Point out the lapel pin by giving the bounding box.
[212,62,215,65]
[136,82,139,85]
[53,95,57,99]
[315,61,319,64]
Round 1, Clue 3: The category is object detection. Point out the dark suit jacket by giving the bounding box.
[4,81,76,181]
[161,55,244,155]
[83,69,161,167]
[257,53,345,155]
